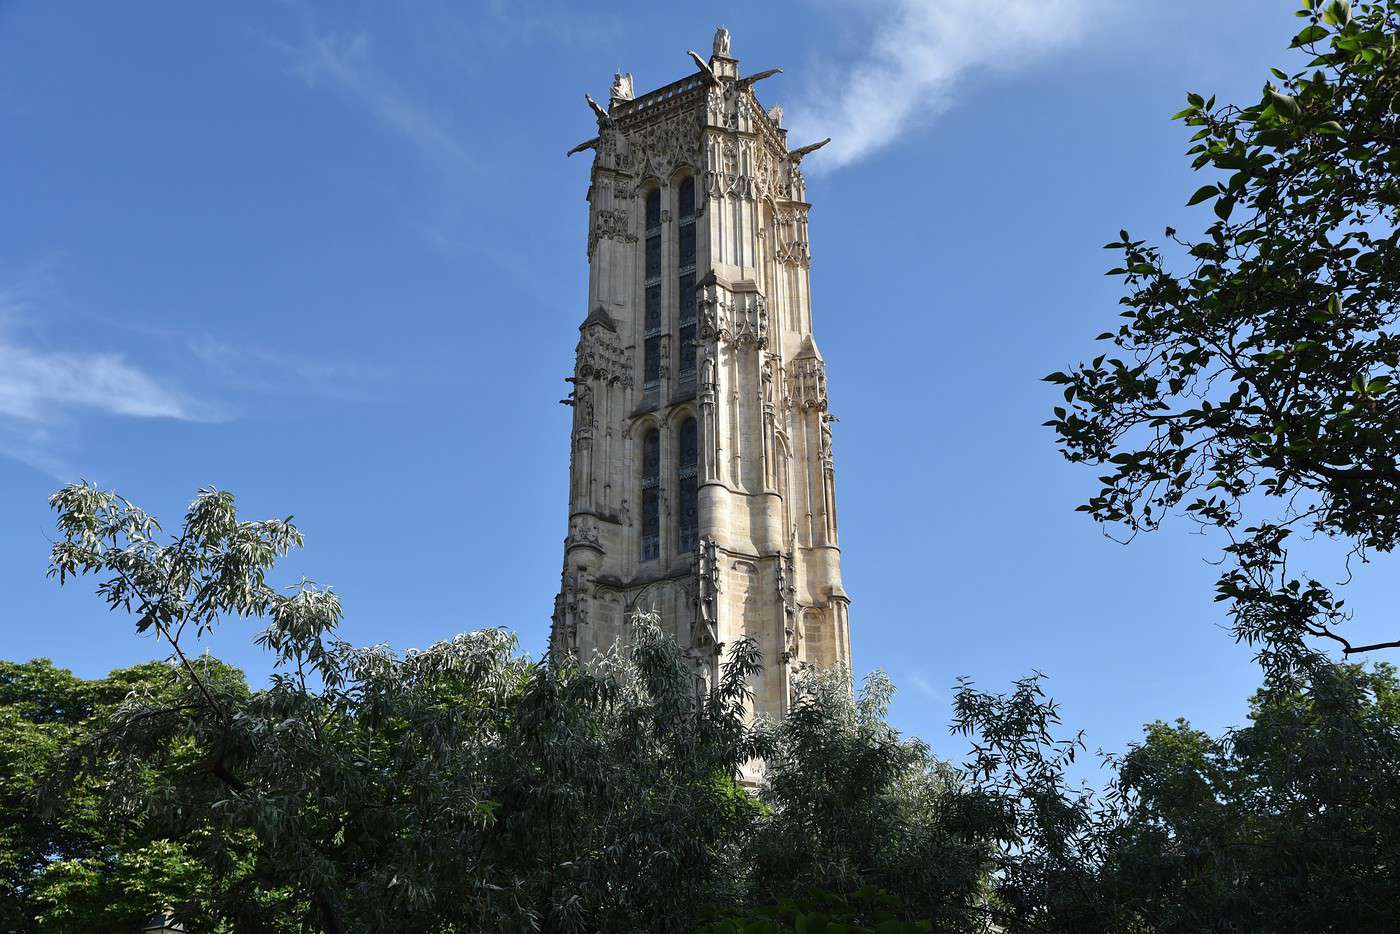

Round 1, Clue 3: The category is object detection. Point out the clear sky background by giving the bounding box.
[3,0,1397,769]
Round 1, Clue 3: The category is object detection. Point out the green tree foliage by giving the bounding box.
[945,663,1400,933]
[1045,0,1400,665]
[0,658,235,933]
[31,840,211,933]
[748,668,989,930]
[24,483,997,932]
[700,887,935,934]
[1100,662,1400,932]
[8,460,1400,933]
[39,483,776,932]
[1032,2,1400,926]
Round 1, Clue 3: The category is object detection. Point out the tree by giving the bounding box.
[747,668,990,932]
[1100,662,1400,932]
[0,658,233,933]
[42,482,769,933]
[1045,0,1400,665]
[944,662,1400,933]
[24,470,1400,933]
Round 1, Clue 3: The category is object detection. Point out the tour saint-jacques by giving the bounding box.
[553,27,852,726]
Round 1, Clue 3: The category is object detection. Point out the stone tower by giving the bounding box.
[553,27,850,720]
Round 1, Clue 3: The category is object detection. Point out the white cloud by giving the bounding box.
[0,343,198,421]
[906,672,945,701]
[272,29,475,173]
[0,283,218,476]
[789,0,1095,170]
[0,288,207,424]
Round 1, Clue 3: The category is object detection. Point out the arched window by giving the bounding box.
[677,177,697,387]
[641,428,660,561]
[676,417,698,553]
[643,188,662,394]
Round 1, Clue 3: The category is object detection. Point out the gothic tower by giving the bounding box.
[553,27,850,720]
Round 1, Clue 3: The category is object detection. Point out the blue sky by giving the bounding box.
[3,0,1395,767]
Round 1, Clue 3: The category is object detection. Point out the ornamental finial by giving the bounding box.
[713,26,731,57]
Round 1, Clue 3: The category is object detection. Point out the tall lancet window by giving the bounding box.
[676,177,697,388]
[641,428,661,562]
[676,417,698,553]
[643,188,662,394]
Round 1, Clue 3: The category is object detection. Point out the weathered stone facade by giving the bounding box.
[553,28,850,721]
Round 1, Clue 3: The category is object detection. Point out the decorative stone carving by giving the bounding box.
[705,136,758,199]
[706,85,725,126]
[566,517,603,552]
[611,72,634,103]
[699,285,767,348]
[770,204,811,267]
[713,26,731,57]
[775,239,811,268]
[820,414,836,462]
[696,535,721,646]
[585,93,610,126]
[788,356,827,410]
[572,381,594,430]
[734,295,768,348]
[588,207,637,258]
[576,310,631,386]
[555,563,597,654]
[617,109,703,179]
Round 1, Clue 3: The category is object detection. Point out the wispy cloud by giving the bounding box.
[790,0,1096,170]
[185,334,394,403]
[0,343,202,421]
[0,288,210,425]
[0,281,218,477]
[268,28,475,173]
[906,672,946,702]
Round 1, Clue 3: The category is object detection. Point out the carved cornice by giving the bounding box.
[610,75,708,124]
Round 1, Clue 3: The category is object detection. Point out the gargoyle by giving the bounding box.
[788,137,832,163]
[686,50,717,84]
[584,93,611,125]
[566,137,600,158]
[738,68,782,90]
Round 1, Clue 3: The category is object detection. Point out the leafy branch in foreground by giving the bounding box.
[1046,0,1400,662]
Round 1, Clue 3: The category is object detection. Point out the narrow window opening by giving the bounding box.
[641,429,660,562]
[677,418,698,553]
[677,178,697,389]
[644,188,662,394]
